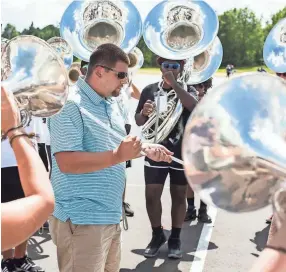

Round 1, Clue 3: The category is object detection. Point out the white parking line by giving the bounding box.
[189,206,218,272]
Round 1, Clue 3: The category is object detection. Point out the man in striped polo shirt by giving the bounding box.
[48,43,173,272]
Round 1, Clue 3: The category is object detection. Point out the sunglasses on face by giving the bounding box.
[97,65,128,79]
[161,62,181,70]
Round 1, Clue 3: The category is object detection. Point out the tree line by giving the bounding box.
[2,7,286,68]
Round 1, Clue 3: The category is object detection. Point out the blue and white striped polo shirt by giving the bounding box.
[48,77,127,225]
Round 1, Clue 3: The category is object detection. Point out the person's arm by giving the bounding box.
[135,87,152,126]
[130,83,141,100]
[249,216,286,272]
[56,140,174,174]
[1,87,54,251]
[55,150,123,174]
[163,71,198,112]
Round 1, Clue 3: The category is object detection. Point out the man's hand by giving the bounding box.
[114,136,142,162]
[141,100,155,117]
[163,71,177,88]
[142,143,173,163]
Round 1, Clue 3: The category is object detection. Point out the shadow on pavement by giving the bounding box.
[27,228,52,260]
[250,224,270,254]
[120,221,218,272]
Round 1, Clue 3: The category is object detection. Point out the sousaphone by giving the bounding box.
[263,18,286,73]
[187,36,223,85]
[47,37,73,69]
[128,47,144,72]
[60,0,143,62]
[182,73,286,227]
[1,35,69,131]
[142,0,219,143]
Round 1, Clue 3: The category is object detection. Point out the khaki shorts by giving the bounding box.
[49,216,121,272]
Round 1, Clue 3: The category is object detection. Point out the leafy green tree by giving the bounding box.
[264,7,286,37]
[2,24,20,39]
[218,8,265,67]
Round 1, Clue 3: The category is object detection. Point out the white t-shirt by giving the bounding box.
[1,118,38,168]
[34,117,51,145]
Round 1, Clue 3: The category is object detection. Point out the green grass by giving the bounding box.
[217,66,274,74]
[139,66,275,75]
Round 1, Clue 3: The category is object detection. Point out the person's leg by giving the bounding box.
[13,241,45,272]
[144,166,168,258]
[198,200,212,223]
[38,143,49,172]
[49,216,117,272]
[168,168,188,259]
[14,241,28,258]
[185,184,197,221]
[123,165,134,217]
[1,249,15,272]
[104,224,121,272]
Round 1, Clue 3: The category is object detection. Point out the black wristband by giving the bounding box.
[2,124,23,140]
[9,132,36,146]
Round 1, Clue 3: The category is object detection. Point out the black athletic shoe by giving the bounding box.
[144,232,167,258]
[13,256,44,272]
[198,209,212,223]
[168,238,183,259]
[123,202,134,217]
[184,208,197,222]
[2,259,16,272]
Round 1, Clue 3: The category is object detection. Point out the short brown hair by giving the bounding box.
[87,43,130,78]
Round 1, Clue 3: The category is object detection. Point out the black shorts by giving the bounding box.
[1,167,24,203]
[38,143,51,172]
[144,165,188,186]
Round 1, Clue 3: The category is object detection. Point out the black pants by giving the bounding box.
[38,143,51,173]
[1,167,24,203]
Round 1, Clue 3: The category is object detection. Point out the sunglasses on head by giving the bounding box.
[161,62,181,70]
[96,65,128,79]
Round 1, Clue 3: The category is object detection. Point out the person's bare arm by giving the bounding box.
[1,86,55,250]
[163,71,197,112]
[1,133,54,251]
[249,248,286,272]
[249,212,286,272]
[55,150,121,174]
[55,139,174,174]
[130,83,141,100]
[55,136,142,174]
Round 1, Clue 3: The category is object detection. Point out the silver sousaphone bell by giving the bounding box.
[47,37,73,69]
[263,18,286,73]
[1,35,69,130]
[128,47,144,73]
[182,73,286,227]
[60,0,143,61]
[187,36,223,85]
[143,0,219,60]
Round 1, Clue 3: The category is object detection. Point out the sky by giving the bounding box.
[1,0,286,32]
